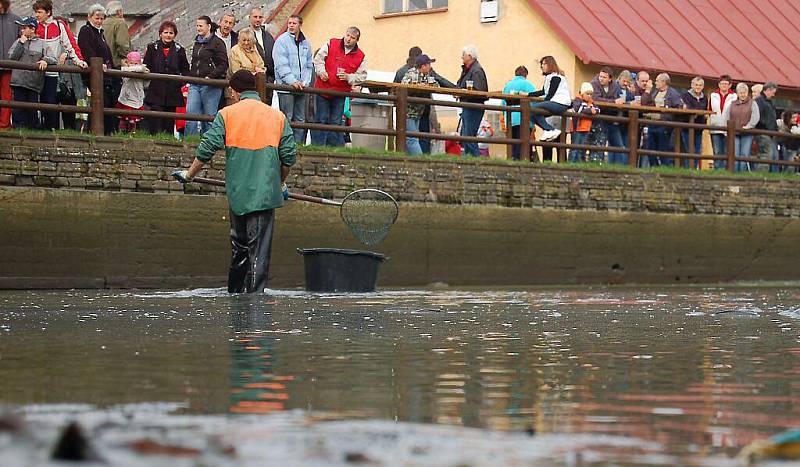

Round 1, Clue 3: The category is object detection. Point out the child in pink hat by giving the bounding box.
[116,51,149,133]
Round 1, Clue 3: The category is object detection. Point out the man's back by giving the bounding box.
[196,92,296,215]
[222,98,285,146]
[103,15,130,67]
[756,95,777,130]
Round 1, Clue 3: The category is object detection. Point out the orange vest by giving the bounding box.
[219,98,285,149]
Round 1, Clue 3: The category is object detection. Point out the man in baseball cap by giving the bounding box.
[400,54,440,155]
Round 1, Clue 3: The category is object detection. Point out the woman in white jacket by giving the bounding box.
[527,56,571,142]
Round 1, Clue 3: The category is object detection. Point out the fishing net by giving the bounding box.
[339,189,399,246]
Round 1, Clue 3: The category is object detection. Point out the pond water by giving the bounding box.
[1,287,799,466]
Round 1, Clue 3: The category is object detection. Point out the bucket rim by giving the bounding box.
[296,248,388,261]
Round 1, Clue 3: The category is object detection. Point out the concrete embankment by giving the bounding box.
[1,133,799,288]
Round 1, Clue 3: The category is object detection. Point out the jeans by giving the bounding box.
[570,132,587,163]
[734,134,754,172]
[531,101,568,131]
[406,117,422,155]
[755,135,780,173]
[460,108,484,156]
[680,129,704,169]
[40,76,59,130]
[185,84,222,135]
[419,108,431,153]
[11,86,39,129]
[570,125,605,163]
[710,133,726,169]
[605,123,628,165]
[311,95,345,146]
[278,92,307,144]
[782,148,799,173]
[645,126,673,167]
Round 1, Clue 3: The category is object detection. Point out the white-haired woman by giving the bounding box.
[226,28,265,105]
[722,82,760,171]
[78,4,117,133]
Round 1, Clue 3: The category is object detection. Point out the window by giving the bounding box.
[383,0,447,14]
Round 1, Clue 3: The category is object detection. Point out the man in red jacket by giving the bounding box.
[311,27,367,147]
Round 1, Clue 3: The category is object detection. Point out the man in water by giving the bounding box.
[173,70,296,293]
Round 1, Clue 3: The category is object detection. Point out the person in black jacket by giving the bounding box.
[755,82,779,172]
[456,45,488,156]
[77,4,117,134]
[185,15,228,135]
[143,21,189,135]
[246,7,275,105]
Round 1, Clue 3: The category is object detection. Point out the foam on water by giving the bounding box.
[3,402,681,467]
[779,308,800,320]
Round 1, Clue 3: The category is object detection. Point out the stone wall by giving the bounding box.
[0,132,799,217]
[2,133,800,289]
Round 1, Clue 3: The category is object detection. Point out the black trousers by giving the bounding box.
[228,208,275,293]
[146,105,177,135]
[511,125,521,160]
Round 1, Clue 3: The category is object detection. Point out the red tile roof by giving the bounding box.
[527,0,800,90]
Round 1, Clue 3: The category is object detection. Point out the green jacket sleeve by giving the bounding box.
[278,118,297,167]
[115,23,131,59]
[195,113,226,162]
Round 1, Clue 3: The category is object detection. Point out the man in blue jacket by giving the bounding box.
[273,14,312,144]
[502,66,536,160]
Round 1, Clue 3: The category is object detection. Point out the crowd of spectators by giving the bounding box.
[0,0,797,172]
[497,64,797,172]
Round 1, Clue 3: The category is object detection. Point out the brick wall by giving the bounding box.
[1,132,799,217]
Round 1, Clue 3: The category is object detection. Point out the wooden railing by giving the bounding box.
[0,57,798,173]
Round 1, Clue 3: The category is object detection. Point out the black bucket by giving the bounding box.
[297,248,388,293]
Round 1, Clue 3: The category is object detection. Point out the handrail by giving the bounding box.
[362,80,713,116]
[0,60,88,75]
[0,57,797,173]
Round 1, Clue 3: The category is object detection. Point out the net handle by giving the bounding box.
[190,177,342,206]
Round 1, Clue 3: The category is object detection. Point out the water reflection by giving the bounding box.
[0,288,799,463]
[229,297,292,414]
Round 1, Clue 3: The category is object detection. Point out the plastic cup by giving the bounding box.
[466,80,474,90]
[634,95,641,105]
[427,76,436,85]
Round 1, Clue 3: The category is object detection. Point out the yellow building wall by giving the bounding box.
[300,0,576,92]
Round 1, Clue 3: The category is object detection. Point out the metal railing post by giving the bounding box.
[726,120,736,172]
[628,110,639,167]
[255,72,267,104]
[395,86,408,154]
[89,57,104,136]
[520,97,532,162]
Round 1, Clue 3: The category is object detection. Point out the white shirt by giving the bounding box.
[216,31,232,51]
[252,26,264,49]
